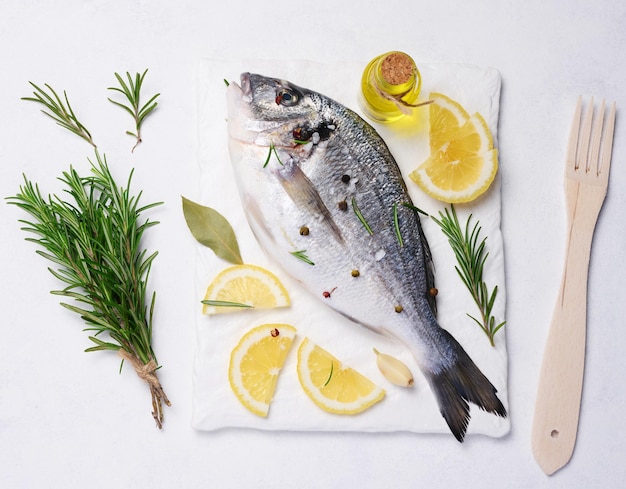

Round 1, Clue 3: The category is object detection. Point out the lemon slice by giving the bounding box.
[411,94,498,203]
[297,338,385,415]
[412,148,499,203]
[202,264,290,314]
[446,112,494,156]
[428,92,470,152]
[229,323,297,417]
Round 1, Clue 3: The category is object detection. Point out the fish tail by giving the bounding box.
[426,329,507,442]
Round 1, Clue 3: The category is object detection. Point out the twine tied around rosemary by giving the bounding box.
[119,349,171,429]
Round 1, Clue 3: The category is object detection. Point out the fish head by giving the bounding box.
[227,73,328,149]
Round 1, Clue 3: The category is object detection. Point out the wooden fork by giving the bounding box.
[531,97,616,475]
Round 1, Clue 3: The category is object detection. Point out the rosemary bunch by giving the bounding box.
[7,151,170,427]
[431,205,505,346]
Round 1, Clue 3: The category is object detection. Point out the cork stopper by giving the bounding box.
[380,52,415,85]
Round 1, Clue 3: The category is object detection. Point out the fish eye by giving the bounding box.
[276,88,299,107]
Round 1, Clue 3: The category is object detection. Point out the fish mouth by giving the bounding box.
[240,72,252,102]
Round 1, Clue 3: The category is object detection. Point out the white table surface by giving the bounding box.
[1,1,624,487]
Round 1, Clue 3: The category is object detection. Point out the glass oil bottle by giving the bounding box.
[359,51,424,124]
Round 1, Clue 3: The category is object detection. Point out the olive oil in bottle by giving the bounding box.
[359,51,424,124]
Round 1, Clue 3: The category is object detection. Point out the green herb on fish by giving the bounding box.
[108,69,160,152]
[392,203,403,247]
[401,202,429,216]
[263,142,283,168]
[224,79,230,87]
[22,82,96,147]
[351,197,373,235]
[431,204,505,346]
[290,249,315,265]
[7,151,170,428]
[201,300,253,309]
[182,196,243,265]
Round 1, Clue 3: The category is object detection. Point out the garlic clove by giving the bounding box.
[373,348,414,387]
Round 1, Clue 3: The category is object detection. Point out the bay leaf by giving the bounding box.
[182,196,243,265]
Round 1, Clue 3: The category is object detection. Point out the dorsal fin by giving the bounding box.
[413,207,437,316]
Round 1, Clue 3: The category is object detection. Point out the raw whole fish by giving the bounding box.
[226,73,506,441]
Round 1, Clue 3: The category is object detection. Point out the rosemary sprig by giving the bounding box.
[401,201,429,216]
[290,249,315,265]
[324,361,334,386]
[392,203,403,246]
[108,69,160,152]
[352,197,373,235]
[263,142,283,167]
[7,151,170,427]
[431,205,505,346]
[201,300,253,309]
[22,82,96,148]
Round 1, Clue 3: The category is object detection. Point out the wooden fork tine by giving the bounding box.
[567,97,582,172]
[588,100,605,176]
[599,101,617,178]
[577,96,594,171]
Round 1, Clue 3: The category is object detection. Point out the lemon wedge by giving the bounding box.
[228,323,297,417]
[202,264,290,314]
[412,147,499,202]
[297,338,385,415]
[428,92,471,152]
[410,92,499,203]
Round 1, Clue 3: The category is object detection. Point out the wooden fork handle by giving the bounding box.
[531,183,605,475]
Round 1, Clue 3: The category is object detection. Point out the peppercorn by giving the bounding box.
[299,226,310,236]
[338,200,348,211]
[322,287,337,298]
[351,269,360,277]
[394,305,403,313]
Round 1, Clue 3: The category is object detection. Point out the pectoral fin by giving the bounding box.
[274,162,344,243]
